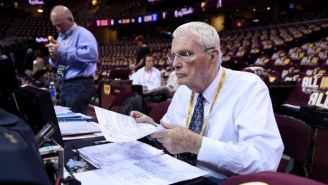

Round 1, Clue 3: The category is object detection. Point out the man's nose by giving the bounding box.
[172,57,182,68]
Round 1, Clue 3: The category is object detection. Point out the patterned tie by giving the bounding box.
[189,94,205,134]
[178,94,205,166]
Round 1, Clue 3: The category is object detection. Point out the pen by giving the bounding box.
[93,140,111,145]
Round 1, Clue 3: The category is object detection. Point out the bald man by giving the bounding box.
[46,5,98,114]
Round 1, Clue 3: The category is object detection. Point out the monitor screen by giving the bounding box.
[13,86,63,147]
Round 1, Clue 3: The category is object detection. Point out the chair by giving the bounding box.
[108,68,130,80]
[148,101,171,124]
[221,171,325,185]
[275,114,315,177]
[109,91,137,112]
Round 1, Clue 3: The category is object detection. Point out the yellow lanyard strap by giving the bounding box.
[65,25,78,46]
[185,68,226,136]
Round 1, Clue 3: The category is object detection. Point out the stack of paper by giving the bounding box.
[54,105,71,114]
[56,112,93,121]
[59,121,103,140]
[75,141,209,185]
[73,107,209,184]
[59,121,101,136]
[79,140,164,168]
[54,105,93,121]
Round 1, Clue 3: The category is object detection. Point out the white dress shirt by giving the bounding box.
[132,67,161,91]
[162,67,284,179]
[166,71,179,90]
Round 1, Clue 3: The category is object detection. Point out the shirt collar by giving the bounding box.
[59,23,77,39]
[200,66,224,104]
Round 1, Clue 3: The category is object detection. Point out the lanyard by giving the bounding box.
[65,25,78,46]
[185,68,226,136]
[143,69,152,83]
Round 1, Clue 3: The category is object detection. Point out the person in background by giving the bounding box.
[32,49,46,80]
[148,67,179,101]
[9,51,16,69]
[0,47,8,60]
[132,54,161,96]
[46,5,98,114]
[132,35,150,72]
[130,22,284,182]
[24,48,35,77]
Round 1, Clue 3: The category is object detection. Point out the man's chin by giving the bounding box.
[177,79,187,86]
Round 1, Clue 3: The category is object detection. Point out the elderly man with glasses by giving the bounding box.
[130,22,283,183]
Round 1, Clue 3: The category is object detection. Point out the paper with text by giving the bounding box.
[62,132,103,141]
[94,106,163,142]
[79,140,164,168]
[59,121,101,136]
[74,154,209,185]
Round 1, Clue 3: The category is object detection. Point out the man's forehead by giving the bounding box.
[171,35,200,51]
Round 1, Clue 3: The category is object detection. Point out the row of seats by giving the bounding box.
[240,37,328,84]
[221,20,328,68]
[0,13,15,38]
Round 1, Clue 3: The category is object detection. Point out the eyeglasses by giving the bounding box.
[167,47,215,62]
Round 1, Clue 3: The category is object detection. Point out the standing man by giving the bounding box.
[46,5,98,114]
[131,22,284,181]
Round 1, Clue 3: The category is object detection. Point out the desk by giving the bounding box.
[64,137,219,185]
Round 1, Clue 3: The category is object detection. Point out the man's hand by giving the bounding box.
[130,111,157,127]
[151,120,203,154]
[142,86,149,94]
[160,69,166,77]
[46,40,60,61]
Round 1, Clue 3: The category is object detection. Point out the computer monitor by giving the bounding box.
[0,58,63,146]
[13,86,64,147]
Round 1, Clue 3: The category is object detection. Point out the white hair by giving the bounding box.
[172,22,222,65]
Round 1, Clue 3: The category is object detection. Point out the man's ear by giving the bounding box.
[211,55,216,63]
[210,50,219,63]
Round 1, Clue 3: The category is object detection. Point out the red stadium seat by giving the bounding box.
[275,114,314,177]
[221,171,324,185]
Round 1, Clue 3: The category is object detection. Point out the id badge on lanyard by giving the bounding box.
[57,64,66,78]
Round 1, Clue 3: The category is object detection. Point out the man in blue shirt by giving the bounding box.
[46,5,98,114]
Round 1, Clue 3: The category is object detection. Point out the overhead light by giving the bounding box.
[37,8,43,13]
[252,19,259,23]
[92,0,97,6]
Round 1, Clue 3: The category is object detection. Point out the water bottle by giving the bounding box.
[48,81,57,105]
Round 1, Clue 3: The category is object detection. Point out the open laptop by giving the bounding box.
[132,84,143,95]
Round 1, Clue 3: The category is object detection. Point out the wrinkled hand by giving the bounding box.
[46,40,60,61]
[151,120,203,154]
[130,111,157,127]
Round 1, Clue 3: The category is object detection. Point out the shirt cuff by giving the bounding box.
[197,137,225,165]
